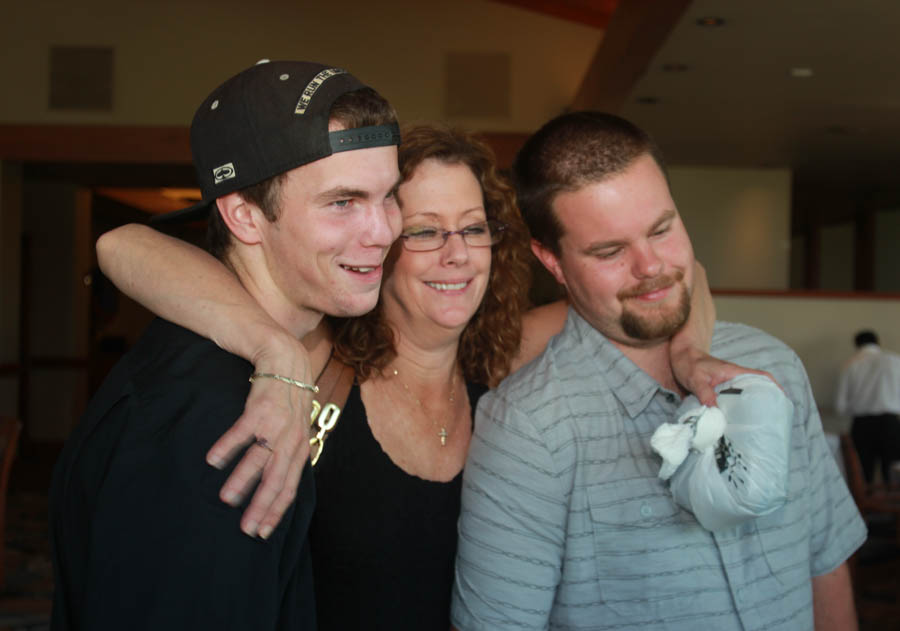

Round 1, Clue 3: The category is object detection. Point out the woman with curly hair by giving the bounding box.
[306,125,534,629]
[96,124,718,629]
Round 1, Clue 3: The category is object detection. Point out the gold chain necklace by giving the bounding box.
[391,367,458,446]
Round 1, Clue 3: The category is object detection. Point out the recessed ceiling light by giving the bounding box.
[696,16,725,27]
[636,96,660,105]
[790,67,814,78]
[662,63,689,73]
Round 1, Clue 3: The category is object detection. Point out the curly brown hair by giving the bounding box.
[330,124,532,386]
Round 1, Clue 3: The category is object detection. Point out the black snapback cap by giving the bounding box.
[154,60,400,223]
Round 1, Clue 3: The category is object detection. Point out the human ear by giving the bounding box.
[530,238,567,288]
[215,193,264,245]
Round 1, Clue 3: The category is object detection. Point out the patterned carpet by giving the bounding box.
[0,490,896,630]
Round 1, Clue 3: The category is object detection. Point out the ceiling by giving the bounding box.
[502,0,900,225]
[618,0,900,198]
[98,0,900,222]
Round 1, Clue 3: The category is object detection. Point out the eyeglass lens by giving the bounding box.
[402,221,505,251]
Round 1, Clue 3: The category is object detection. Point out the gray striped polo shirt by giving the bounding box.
[452,309,866,631]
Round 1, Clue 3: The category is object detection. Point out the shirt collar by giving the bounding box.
[567,308,665,419]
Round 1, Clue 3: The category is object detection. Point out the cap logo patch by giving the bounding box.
[213,162,236,184]
[295,68,347,115]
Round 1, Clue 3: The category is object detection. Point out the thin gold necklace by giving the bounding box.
[391,367,458,446]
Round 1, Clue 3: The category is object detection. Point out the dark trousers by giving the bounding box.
[851,413,900,483]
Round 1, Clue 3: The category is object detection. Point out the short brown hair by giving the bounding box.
[331,124,532,387]
[513,112,666,256]
[206,87,398,260]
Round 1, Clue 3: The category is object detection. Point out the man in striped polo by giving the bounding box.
[452,112,865,631]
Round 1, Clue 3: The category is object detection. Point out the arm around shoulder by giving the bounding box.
[98,223,314,538]
[97,223,291,363]
[513,299,568,373]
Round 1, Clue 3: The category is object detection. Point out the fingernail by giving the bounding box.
[258,525,273,540]
[207,455,225,469]
[222,489,240,505]
[243,520,259,537]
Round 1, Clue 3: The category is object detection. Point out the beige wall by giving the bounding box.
[1,0,599,131]
[819,222,854,291]
[670,166,792,290]
[715,293,900,434]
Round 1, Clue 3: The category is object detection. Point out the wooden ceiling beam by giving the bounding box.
[571,0,692,112]
[491,0,618,30]
[0,124,190,164]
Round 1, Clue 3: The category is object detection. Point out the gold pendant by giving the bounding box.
[439,427,448,446]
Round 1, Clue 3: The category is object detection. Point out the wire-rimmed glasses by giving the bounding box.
[399,220,507,252]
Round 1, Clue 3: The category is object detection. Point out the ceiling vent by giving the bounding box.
[49,46,114,111]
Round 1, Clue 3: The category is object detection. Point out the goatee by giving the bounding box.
[619,272,690,341]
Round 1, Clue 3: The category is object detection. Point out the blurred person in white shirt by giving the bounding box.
[836,329,900,482]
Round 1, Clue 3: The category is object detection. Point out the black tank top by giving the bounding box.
[309,380,487,630]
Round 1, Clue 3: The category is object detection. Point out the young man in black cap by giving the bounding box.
[50,60,402,630]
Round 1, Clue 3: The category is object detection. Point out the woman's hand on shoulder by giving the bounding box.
[670,261,777,405]
[671,345,777,407]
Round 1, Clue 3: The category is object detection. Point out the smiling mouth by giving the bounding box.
[633,286,670,300]
[426,281,468,291]
[619,271,683,301]
[341,265,378,273]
